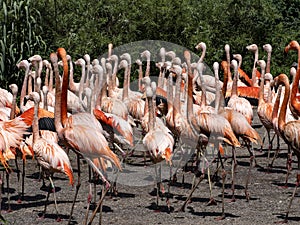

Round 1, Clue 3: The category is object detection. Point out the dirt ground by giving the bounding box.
[1,108,300,225]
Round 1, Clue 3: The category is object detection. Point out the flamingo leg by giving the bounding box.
[207,143,218,206]
[5,171,11,212]
[49,176,61,222]
[231,147,237,202]
[84,183,93,225]
[270,134,281,167]
[260,130,267,151]
[41,178,51,219]
[21,158,26,202]
[266,130,272,170]
[14,157,21,203]
[88,185,109,225]
[245,143,255,201]
[176,153,206,212]
[284,146,293,187]
[68,154,81,225]
[283,174,300,223]
[214,150,226,221]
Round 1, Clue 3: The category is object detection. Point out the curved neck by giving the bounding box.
[198,47,206,63]
[278,76,290,132]
[290,47,300,112]
[69,58,77,93]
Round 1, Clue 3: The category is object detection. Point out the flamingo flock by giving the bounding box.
[0,40,300,223]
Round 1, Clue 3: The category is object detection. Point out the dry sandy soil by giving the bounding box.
[1,108,300,225]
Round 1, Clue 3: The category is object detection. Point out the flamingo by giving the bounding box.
[66,54,80,95]
[216,61,261,202]
[256,60,275,167]
[227,60,253,125]
[142,81,174,208]
[262,43,272,73]
[120,59,145,123]
[178,50,240,218]
[0,93,30,211]
[141,50,151,77]
[232,54,253,86]
[93,63,132,124]
[273,73,300,223]
[27,91,73,221]
[246,43,260,87]
[284,40,300,119]
[50,48,122,224]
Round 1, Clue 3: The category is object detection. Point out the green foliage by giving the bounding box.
[0,0,46,88]
[2,0,300,88]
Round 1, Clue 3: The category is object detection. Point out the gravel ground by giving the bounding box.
[1,109,300,225]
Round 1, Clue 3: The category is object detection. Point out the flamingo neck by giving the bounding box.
[278,76,290,132]
[231,66,238,97]
[122,67,129,100]
[112,59,118,90]
[259,67,265,106]
[59,52,69,126]
[252,50,258,86]
[145,58,150,77]
[266,52,271,74]
[148,95,155,131]
[32,98,40,144]
[174,72,181,114]
[272,85,282,127]
[51,55,63,137]
[20,67,30,112]
[78,64,86,100]
[291,48,300,107]
[49,67,54,92]
[138,64,143,92]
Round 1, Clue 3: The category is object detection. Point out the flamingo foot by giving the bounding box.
[245,191,250,202]
[215,214,225,221]
[207,198,217,206]
[275,219,288,224]
[229,196,236,202]
[38,215,45,220]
